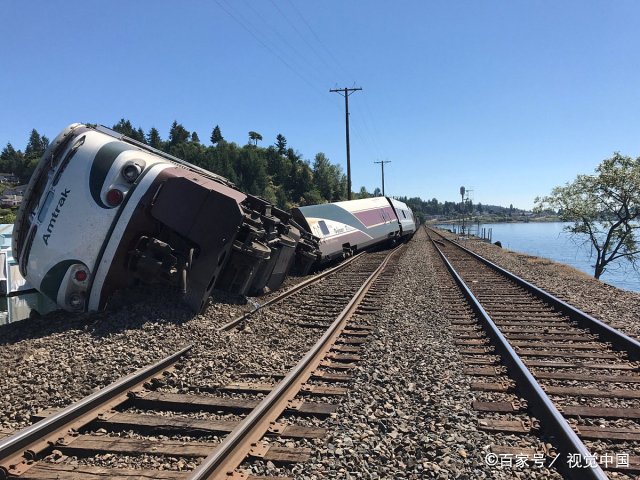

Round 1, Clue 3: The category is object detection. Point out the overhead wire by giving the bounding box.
[283,0,353,82]
[215,0,385,179]
[268,0,337,76]
[240,0,331,90]
[214,0,327,100]
[277,1,387,162]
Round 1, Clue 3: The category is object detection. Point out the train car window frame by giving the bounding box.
[318,220,330,236]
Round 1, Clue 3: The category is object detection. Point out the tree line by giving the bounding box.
[0,120,518,221]
[0,120,352,209]
[0,129,50,180]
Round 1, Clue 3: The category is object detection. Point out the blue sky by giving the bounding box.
[2,1,639,209]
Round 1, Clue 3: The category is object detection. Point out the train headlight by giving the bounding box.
[67,292,85,311]
[122,163,142,183]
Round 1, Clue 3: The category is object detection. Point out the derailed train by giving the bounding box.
[13,124,416,314]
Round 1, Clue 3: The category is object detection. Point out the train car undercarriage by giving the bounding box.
[108,168,319,313]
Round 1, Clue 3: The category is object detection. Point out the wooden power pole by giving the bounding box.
[330,86,362,200]
[374,160,391,196]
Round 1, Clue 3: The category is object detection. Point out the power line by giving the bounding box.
[361,95,386,158]
[267,0,336,75]
[215,0,325,97]
[284,0,353,81]
[242,0,329,88]
[216,1,384,169]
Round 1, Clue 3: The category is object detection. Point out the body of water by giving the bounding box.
[438,222,640,293]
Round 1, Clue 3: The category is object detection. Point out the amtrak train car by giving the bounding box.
[13,124,318,314]
[291,196,415,265]
[388,197,417,237]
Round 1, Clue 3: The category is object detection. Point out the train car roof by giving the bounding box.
[388,197,410,210]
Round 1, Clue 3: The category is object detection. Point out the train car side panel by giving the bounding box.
[292,197,400,264]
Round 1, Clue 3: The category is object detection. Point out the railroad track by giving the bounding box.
[218,251,367,332]
[0,246,403,479]
[427,227,640,479]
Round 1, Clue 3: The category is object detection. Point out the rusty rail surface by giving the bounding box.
[428,231,606,480]
[0,245,402,479]
[190,245,403,479]
[438,229,640,361]
[0,345,193,479]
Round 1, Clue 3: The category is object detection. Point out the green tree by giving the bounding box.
[535,153,640,279]
[0,143,31,181]
[191,131,200,143]
[248,131,263,146]
[135,127,146,143]
[169,121,190,146]
[312,152,335,202]
[288,151,314,205]
[329,163,346,201]
[147,127,163,149]
[312,152,346,202]
[235,147,268,195]
[357,186,371,199]
[112,119,145,143]
[112,118,135,137]
[24,129,49,160]
[276,134,287,155]
[210,125,223,145]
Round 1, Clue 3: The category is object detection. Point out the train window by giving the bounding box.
[53,136,85,186]
[37,191,54,223]
[318,220,330,236]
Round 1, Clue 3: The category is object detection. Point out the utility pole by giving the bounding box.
[460,186,466,235]
[374,160,391,196]
[330,86,362,200]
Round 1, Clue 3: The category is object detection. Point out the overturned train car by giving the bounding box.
[13,124,319,313]
[292,196,416,265]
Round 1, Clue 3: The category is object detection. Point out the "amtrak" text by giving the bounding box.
[42,189,70,246]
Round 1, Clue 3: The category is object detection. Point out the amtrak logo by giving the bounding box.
[42,189,70,246]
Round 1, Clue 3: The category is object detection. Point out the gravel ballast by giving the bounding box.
[2,225,639,478]
[298,228,560,479]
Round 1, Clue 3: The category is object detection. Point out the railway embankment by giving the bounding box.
[1,226,638,477]
[303,227,560,479]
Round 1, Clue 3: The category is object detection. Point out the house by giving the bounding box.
[0,185,27,208]
[0,173,20,184]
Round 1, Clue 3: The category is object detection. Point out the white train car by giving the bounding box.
[388,197,417,238]
[13,124,318,314]
[291,196,415,265]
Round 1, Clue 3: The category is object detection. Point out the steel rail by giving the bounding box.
[429,235,607,480]
[0,344,193,479]
[218,252,365,331]
[430,227,640,361]
[190,245,403,480]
